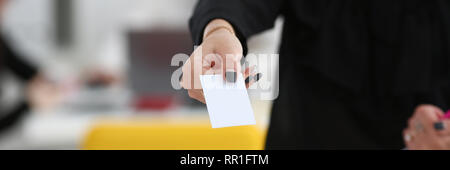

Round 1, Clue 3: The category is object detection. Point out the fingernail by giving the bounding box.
[254,73,262,82]
[434,122,445,131]
[245,76,251,84]
[226,71,237,82]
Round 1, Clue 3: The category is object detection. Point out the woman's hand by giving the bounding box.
[27,73,62,111]
[403,104,450,150]
[181,19,259,103]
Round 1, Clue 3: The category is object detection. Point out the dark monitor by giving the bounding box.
[127,30,202,108]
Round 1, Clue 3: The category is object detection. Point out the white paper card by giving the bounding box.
[199,74,256,128]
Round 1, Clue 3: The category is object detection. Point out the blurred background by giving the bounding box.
[0,0,282,149]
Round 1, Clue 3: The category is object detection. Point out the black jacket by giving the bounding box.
[190,0,450,149]
[0,35,37,133]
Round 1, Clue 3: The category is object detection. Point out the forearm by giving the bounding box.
[6,55,38,81]
[2,40,38,81]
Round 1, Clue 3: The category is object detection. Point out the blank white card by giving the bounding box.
[199,74,256,128]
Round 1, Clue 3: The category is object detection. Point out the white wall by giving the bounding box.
[1,0,281,82]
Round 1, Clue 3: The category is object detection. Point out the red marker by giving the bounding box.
[443,110,450,120]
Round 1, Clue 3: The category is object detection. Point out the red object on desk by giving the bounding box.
[133,95,174,111]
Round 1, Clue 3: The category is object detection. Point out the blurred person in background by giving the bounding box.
[184,0,450,149]
[0,0,59,134]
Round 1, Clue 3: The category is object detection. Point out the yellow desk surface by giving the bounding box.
[82,116,266,150]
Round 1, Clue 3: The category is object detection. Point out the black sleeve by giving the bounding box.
[1,37,38,81]
[0,37,34,133]
[189,0,284,56]
[0,101,29,134]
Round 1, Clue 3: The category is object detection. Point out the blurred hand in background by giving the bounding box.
[27,73,63,111]
[403,105,450,150]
